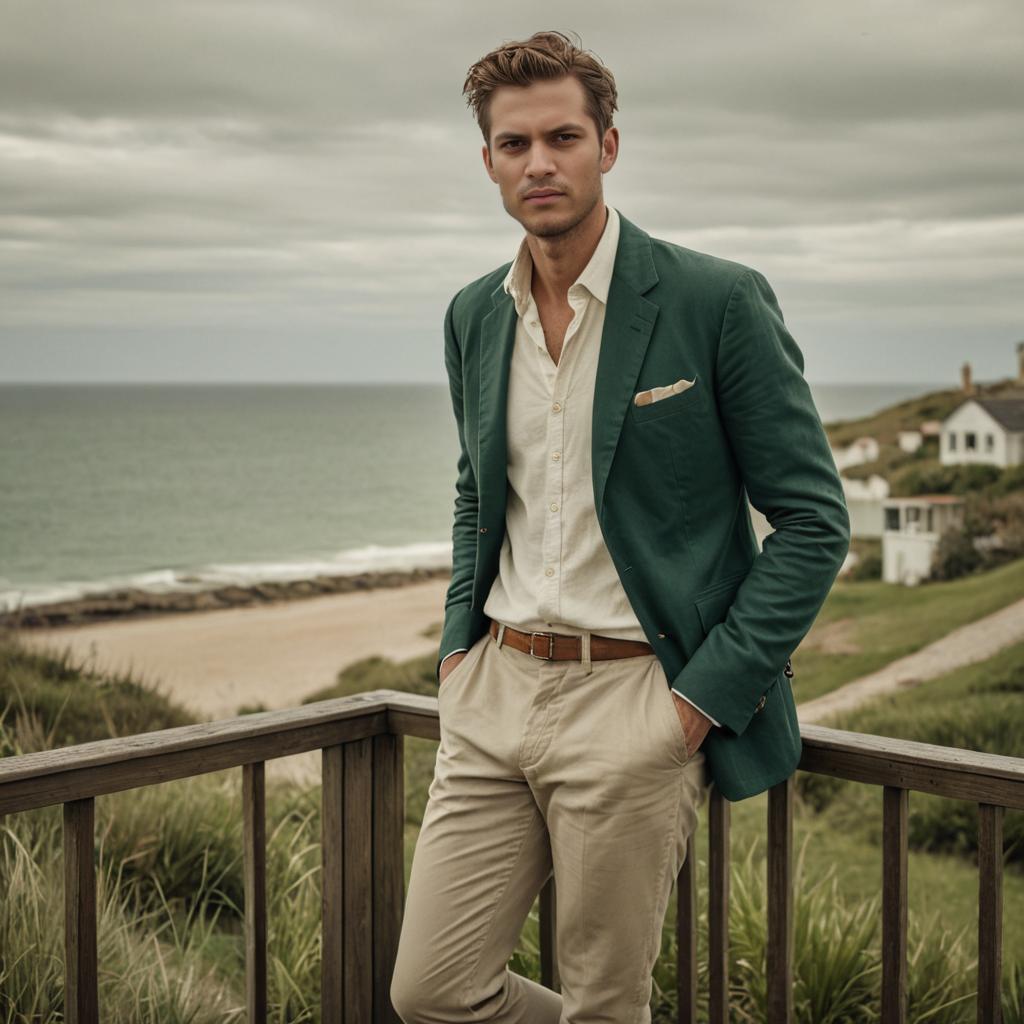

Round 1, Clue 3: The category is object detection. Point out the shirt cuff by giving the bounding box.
[670,687,722,728]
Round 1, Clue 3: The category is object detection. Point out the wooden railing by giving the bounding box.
[0,689,1021,1023]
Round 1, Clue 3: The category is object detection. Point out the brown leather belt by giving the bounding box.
[488,618,653,661]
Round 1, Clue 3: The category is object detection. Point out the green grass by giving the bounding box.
[793,554,1024,703]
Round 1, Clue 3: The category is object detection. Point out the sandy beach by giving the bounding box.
[15,577,451,721]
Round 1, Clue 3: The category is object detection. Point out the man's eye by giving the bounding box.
[501,135,577,149]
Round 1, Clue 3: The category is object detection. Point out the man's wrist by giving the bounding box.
[670,688,721,728]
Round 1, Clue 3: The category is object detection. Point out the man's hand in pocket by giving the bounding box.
[671,692,713,754]
[439,650,468,686]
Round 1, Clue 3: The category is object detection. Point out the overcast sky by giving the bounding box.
[2,0,1022,385]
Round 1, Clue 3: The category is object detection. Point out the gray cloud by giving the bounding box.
[1,0,1022,383]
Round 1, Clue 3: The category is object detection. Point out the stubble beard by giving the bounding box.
[504,180,603,242]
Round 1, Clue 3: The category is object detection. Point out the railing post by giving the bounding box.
[323,743,346,1021]
[539,875,560,992]
[63,796,98,1024]
[707,788,730,1024]
[372,731,405,1024]
[767,776,794,1024]
[323,737,376,1023]
[676,829,699,1024]
[977,802,1004,1024]
[881,785,908,1024]
[242,761,267,1023]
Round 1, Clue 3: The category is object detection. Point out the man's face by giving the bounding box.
[482,75,617,239]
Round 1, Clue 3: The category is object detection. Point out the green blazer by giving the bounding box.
[435,209,850,802]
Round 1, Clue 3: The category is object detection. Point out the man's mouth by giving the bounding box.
[524,191,563,204]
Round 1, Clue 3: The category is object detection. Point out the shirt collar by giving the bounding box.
[502,203,620,316]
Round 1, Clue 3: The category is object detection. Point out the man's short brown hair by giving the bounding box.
[463,30,618,150]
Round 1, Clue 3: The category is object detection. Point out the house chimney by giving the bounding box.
[961,361,974,395]
[1018,340,1024,383]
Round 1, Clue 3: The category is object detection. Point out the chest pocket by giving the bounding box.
[630,373,703,424]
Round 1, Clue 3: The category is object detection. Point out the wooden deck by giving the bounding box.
[1,688,1021,1023]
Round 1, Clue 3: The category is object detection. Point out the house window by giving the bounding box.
[907,507,921,524]
[965,432,977,450]
[949,432,957,450]
[927,508,934,532]
[986,433,994,451]
[885,507,900,531]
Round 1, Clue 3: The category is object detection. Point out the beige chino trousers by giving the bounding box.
[390,622,710,1024]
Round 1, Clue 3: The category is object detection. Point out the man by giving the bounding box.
[391,30,850,1023]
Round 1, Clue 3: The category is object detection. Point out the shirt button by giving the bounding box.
[545,567,554,577]
[552,402,561,412]
[550,502,559,512]
[530,319,539,328]
[551,452,560,461]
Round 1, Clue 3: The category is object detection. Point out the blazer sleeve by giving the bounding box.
[435,288,479,683]
[669,268,851,736]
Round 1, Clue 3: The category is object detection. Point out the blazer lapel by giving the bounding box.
[476,288,516,604]
[591,212,661,515]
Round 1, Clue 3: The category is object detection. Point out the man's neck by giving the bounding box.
[526,202,608,308]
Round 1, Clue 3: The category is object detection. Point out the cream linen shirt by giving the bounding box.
[441,204,719,726]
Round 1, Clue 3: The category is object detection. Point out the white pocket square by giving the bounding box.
[633,376,696,407]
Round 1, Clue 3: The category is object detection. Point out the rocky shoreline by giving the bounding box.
[1,565,453,631]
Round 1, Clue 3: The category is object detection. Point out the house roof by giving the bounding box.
[973,395,1024,432]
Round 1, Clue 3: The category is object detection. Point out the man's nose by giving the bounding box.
[524,142,557,178]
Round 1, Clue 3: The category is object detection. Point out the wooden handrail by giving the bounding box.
[1,690,1021,1023]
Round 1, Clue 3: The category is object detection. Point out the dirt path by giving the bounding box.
[797,596,1024,724]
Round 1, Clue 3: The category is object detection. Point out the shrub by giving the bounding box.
[930,525,983,581]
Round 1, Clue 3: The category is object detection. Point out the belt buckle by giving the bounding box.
[528,631,556,660]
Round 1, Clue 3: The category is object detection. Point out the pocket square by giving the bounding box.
[633,376,697,407]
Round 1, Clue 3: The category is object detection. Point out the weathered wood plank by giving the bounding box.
[707,789,730,1024]
[243,761,267,1024]
[0,714,389,816]
[323,744,345,1022]
[372,732,404,1024]
[344,738,374,1021]
[1,692,398,785]
[767,776,793,1024]
[977,803,1004,1024]
[799,726,1024,809]
[539,875,560,992]
[63,797,98,1024]
[881,785,908,1024]
[677,829,698,1024]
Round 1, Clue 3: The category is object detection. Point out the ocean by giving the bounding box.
[0,381,942,611]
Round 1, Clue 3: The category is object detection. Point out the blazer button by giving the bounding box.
[755,694,767,712]
[479,527,488,533]
[656,632,666,639]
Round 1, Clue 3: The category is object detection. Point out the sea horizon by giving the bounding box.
[0,380,950,612]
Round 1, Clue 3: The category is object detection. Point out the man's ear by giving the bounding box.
[600,127,619,174]
[482,143,497,183]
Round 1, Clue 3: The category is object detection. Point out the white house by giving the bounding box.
[842,473,890,539]
[832,435,880,471]
[898,429,923,453]
[882,494,966,585]
[940,396,1024,468]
